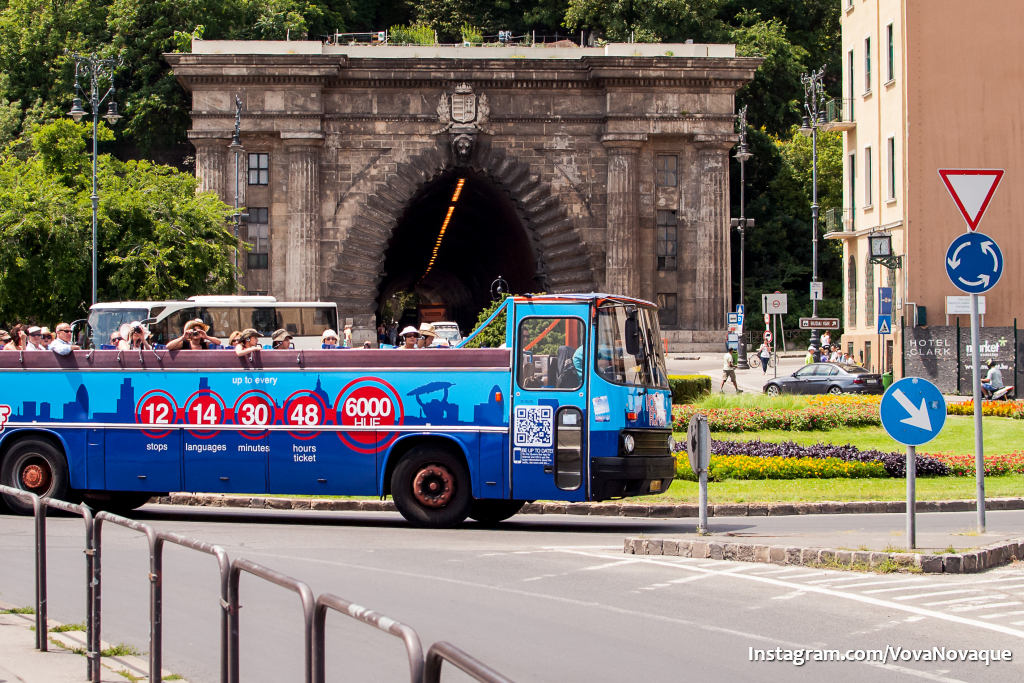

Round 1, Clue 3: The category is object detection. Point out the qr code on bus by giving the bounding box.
[513,405,553,447]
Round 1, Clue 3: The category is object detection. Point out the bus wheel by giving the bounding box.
[467,500,525,526]
[80,492,154,516]
[0,438,69,515]
[391,448,470,528]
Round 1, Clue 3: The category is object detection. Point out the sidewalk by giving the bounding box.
[0,602,186,683]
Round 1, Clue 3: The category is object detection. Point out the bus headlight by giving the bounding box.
[622,433,635,454]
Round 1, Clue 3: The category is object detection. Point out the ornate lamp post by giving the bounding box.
[227,95,245,290]
[68,55,122,306]
[800,66,828,349]
[731,105,755,369]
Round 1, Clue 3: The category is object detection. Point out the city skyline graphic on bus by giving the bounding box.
[12,374,506,429]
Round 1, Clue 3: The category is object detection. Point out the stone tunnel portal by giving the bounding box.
[378,170,541,333]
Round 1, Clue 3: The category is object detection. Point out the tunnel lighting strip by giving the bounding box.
[419,178,466,283]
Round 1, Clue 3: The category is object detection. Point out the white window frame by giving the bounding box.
[863,36,872,94]
[886,136,896,201]
[885,23,895,83]
[864,146,873,208]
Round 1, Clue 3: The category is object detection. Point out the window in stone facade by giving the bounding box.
[864,258,875,321]
[848,254,858,326]
[656,293,678,328]
[886,23,895,82]
[246,207,269,270]
[864,36,872,94]
[655,210,677,270]
[655,154,677,187]
[247,153,269,185]
[886,136,896,200]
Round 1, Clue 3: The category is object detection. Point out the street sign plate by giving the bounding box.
[762,293,787,314]
[798,317,840,330]
[736,304,745,315]
[878,287,893,316]
[880,377,946,446]
[728,312,738,324]
[810,282,823,301]
[945,232,1003,294]
[763,330,773,344]
[687,414,711,474]
[938,168,1003,231]
[877,314,892,335]
[945,295,985,315]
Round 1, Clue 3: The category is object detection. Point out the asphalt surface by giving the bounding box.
[2,505,1022,682]
[666,352,805,394]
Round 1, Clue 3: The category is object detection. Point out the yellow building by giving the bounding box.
[826,0,1023,384]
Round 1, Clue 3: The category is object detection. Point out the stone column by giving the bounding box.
[191,136,229,199]
[602,135,646,297]
[283,135,323,301]
[694,139,732,330]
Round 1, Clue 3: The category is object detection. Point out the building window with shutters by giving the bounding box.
[655,154,677,187]
[848,254,858,327]
[656,293,677,328]
[247,153,269,186]
[656,210,677,270]
[247,207,269,270]
[864,259,875,321]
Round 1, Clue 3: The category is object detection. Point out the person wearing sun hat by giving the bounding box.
[118,321,152,350]
[234,328,262,357]
[271,328,294,349]
[398,325,420,349]
[417,322,439,348]
[167,318,220,350]
[24,326,46,351]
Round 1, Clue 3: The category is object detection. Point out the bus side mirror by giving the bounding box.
[624,312,642,357]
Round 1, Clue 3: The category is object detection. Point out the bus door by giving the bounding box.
[509,304,588,502]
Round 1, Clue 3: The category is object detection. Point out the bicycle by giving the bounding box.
[746,353,777,370]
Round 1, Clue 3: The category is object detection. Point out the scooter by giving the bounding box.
[990,385,1015,401]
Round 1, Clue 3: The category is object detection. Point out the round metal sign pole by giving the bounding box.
[970,294,986,532]
[687,414,711,534]
[906,444,916,548]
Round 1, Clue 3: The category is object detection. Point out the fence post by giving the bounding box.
[33,496,46,650]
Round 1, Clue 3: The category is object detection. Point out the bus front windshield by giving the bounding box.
[595,305,669,388]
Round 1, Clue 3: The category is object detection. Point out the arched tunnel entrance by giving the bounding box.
[377,170,543,334]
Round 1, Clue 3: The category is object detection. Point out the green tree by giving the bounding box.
[563,0,726,43]
[0,121,237,325]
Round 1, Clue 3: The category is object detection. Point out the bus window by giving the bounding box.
[200,307,241,339]
[243,307,277,335]
[517,317,584,390]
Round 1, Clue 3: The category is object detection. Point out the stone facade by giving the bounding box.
[167,42,758,347]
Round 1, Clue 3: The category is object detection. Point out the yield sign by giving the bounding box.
[938,169,1004,231]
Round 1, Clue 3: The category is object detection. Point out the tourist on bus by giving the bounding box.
[227,330,242,348]
[167,319,220,350]
[118,322,152,351]
[3,324,26,350]
[24,326,47,351]
[234,328,261,357]
[39,327,53,348]
[343,322,353,348]
[50,323,80,355]
[0,329,10,349]
[398,326,420,349]
[271,328,293,349]
[417,322,438,348]
[321,329,339,348]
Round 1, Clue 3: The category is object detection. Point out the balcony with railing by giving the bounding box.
[820,98,855,131]
[825,207,855,235]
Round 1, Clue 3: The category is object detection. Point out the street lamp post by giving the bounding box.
[731,105,755,369]
[68,54,122,307]
[801,66,827,349]
[227,95,245,291]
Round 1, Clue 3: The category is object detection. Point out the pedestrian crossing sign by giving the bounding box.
[877,314,892,335]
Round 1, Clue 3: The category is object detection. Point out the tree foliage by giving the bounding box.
[0,121,237,326]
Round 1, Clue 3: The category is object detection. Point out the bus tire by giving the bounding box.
[80,492,154,515]
[467,500,525,526]
[0,438,69,515]
[391,448,471,528]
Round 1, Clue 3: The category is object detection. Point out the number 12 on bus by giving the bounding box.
[0,294,675,527]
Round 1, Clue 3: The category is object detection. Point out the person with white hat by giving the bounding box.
[398,325,420,349]
[118,321,152,351]
[24,326,46,351]
[321,329,339,348]
[804,345,817,365]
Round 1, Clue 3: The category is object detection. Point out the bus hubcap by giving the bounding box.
[412,465,453,508]
[21,463,49,491]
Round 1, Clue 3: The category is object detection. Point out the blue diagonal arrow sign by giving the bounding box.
[945,232,1003,294]
[880,378,947,445]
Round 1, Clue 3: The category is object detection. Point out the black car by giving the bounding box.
[763,362,884,396]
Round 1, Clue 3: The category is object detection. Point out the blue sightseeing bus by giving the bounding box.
[0,294,674,527]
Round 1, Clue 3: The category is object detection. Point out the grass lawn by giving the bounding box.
[707,415,1024,455]
[635,474,1024,504]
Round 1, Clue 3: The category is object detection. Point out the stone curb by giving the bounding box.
[151,493,1024,518]
[623,536,1024,574]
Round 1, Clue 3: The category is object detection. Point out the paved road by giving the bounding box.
[666,352,805,394]
[1,506,1021,682]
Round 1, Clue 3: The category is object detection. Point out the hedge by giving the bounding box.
[668,375,711,404]
[674,453,887,481]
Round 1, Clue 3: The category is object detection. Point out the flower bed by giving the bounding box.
[673,438,948,478]
[674,453,886,481]
[672,403,880,432]
[946,400,1024,419]
[931,452,1024,477]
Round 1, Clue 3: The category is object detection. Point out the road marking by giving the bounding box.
[844,577,928,590]
[806,575,883,585]
[894,589,982,601]
[949,601,1022,613]
[924,596,994,607]
[981,610,1024,619]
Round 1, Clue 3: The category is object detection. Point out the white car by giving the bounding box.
[430,322,463,347]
